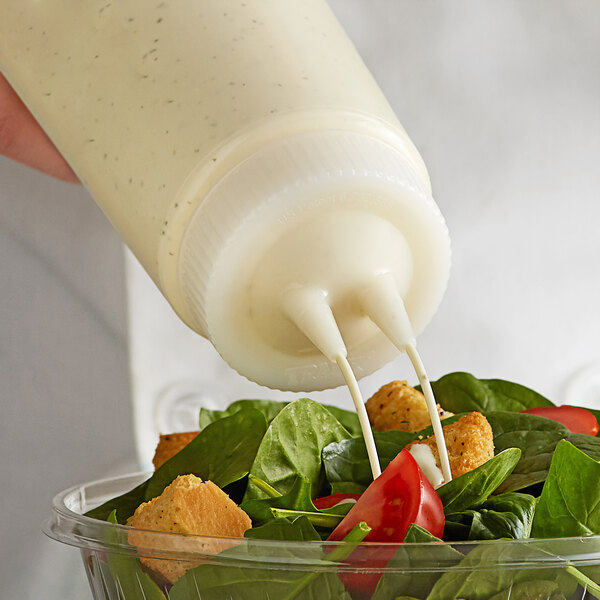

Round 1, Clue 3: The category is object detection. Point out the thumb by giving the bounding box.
[0,73,79,183]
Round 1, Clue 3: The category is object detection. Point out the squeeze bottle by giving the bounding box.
[0,1,451,392]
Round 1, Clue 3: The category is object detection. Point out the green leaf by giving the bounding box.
[372,525,463,600]
[577,563,600,598]
[270,508,344,529]
[488,411,600,494]
[241,477,317,525]
[444,492,536,541]
[427,543,576,600]
[424,372,554,413]
[169,558,350,600]
[564,432,600,463]
[146,408,267,500]
[199,399,288,428]
[169,522,371,600]
[404,523,447,543]
[532,440,600,538]
[199,399,362,437]
[323,430,417,494]
[85,479,150,524]
[241,475,351,532]
[86,408,267,523]
[436,448,521,513]
[244,516,321,541]
[488,580,565,600]
[103,511,166,600]
[322,405,362,437]
[566,566,600,600]
[244,398,351,501]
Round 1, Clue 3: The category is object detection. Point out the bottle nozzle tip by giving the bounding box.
[281,286,347,363]
[358,273,416,352]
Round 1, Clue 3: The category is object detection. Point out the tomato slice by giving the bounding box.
[327,448,445,597]
[520,406,599,436]
[313,493,361,510]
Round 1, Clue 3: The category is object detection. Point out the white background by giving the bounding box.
[1,1,599,597]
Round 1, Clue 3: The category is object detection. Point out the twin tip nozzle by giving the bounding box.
[282,274,454,485]
[282,272,416,366]
[281,272,418,483]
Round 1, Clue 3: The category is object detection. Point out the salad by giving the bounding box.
[83,372,600,600]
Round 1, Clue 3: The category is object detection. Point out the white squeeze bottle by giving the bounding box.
[0,1,452,481]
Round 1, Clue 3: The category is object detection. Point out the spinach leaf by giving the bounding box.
[199,399,288,428]
[426,543,576,600]
[85,479,150,524]
[532,440,600,538]
[372,525,463,600]
[564,432,600,463]
[403,523,445,543]
[244,398,351,501]
[424,372,554,413]
[241,476,350,533]
[566,566,600,600]
[169,555,350,600]
[488,412,600,493]
[436,448,521,514]
[199,399,362,437]
[146,408,267,499]
[169,522,371,600]
[86,408,267,523]
[444,492,536,541]
[323,430,418,494]
[322,405,362,437]
[103,511,166,600]
[488,411,571,493]
[488,580,565,600]
[241,477,317,525]
[244,516,321,541]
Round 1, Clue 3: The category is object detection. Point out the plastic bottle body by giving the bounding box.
[0,0,450,391]
[0,1,421,280]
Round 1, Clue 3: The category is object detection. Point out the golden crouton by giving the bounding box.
[366,380,454,432]
[407,412,494,478]
[152,431,200,469]
[127,474,251,583]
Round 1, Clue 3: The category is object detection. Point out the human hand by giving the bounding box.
[0,73,78,183]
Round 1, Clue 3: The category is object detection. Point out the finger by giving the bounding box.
[0,73,79,183]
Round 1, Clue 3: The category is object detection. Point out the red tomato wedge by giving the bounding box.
[327,449,445,597]
[313,493,361,510]
[520,406,599,436]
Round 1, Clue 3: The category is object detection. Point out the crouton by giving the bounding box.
[127,474,251,583]
[366,380,454,432]
[152,431,200,469]
[407,412,494,478]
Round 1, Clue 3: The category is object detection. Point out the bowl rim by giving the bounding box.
[44,471,600,571]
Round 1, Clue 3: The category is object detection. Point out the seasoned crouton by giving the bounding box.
[366,380,454,432]
[127,474,251,583]
[152,431,200,469]
[407,412,494,478]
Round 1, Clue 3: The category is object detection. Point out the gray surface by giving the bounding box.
[1,1,600,598]
[0,161,135,598]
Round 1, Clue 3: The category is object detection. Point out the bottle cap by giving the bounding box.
[177,130,450,391]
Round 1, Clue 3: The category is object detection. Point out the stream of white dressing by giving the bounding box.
[283,277,452,485]
[335,354,382,479]
[405,344,452,483]
[334,343,451,485]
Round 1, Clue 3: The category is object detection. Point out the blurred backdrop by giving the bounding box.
[1,1,599,597]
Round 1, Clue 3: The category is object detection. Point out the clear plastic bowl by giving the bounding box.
[45,472,600,600]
